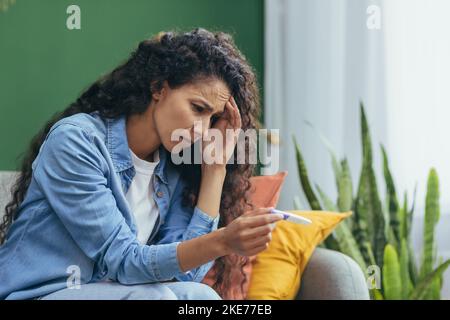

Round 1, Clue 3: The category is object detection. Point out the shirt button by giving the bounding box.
[156,191,164,198]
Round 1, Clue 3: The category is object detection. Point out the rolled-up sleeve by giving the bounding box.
[154,180,220,282]
[184,206,220,239]
[33,123,187,284]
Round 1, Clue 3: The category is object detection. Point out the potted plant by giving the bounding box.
[293,102,450,299]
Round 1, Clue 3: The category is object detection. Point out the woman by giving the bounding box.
[0,28,282,300]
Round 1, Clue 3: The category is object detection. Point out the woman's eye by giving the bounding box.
[192,104,204,113]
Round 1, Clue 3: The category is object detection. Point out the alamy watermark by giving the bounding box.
[366,264,382,290]
[66,265,81,289]
[66,4,81,30]
[169,121,279,171]
[367,5,381,30]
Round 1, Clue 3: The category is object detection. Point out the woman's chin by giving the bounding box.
[165,140,193,154]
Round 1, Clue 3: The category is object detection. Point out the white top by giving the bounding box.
[125,148,160,245]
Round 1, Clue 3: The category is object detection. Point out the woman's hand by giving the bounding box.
[176,208,283,273]
[196,96,241,221]
[219,207,284,256]
[201,96,241,172]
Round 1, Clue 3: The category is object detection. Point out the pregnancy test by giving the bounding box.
[270,209,312,225]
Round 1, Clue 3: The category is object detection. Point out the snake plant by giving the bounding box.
[293,102,449,299]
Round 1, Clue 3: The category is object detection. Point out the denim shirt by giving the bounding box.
[0,111,220,300]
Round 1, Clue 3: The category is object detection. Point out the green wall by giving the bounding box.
[0,0,264,170]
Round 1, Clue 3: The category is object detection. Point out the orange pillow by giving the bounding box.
[201,171,288,300]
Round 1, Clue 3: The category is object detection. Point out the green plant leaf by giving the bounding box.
[381,145,400,247]
[410,259,450,300]
[314,184,366,270]
[399,193,408,243]
[399,192,418,286]
[372,288,384,300]
[293,135,340,250]
[387,227,399,252]
[419,168,440,294]
[304,121,354,211]
[408,242,419,287]
[429,255,443,300]
[303,120,359,240]
[400,239,413,299]
[383,244,402,300]
[315,184,338,212]
[335,221,367,271]
[313,184,343,250]
[338,158,354,213]
[438,256,444,291]
[407,184,417,241]
[355,102,386,267]
[304,120,341,180]
[293,135,321,210]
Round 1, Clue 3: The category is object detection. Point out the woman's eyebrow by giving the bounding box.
[192,98,213,111]
[192,98,223,115]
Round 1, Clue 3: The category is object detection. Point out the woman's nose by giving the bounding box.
[201,117,212,137]
[192,122,204,143]
[192,117,212,142]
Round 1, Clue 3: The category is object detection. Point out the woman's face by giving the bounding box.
[151,78,231,152]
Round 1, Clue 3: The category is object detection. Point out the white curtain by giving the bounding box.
[264,0,450,298]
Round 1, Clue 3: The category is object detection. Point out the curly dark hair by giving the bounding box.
[0,28,260,299]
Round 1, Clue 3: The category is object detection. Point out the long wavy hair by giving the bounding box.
[0,28,260,298]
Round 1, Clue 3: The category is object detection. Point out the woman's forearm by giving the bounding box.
[176,227,231,272]
[196,166,227,219]
[176,166,228,272]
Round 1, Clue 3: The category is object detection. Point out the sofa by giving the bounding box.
[0,171,369,300]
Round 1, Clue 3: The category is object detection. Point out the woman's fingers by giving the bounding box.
[241,213,283,229]
[216,102,232,129]
[241,223,275,240]
[224,207,281,256]
[227,98,237,129]
[224,96,241,130]
[246,233,272,248]
[224,100,233,117]
[230,96,242,129]
[246,243,269,256]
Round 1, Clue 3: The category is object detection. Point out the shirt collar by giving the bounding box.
[105,115,169,184]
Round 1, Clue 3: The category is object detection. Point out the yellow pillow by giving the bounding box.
[247,210,351,300]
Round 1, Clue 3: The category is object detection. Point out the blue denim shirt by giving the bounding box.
[0,111,220,300]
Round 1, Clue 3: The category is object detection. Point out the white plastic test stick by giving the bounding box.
[270,209,312,225]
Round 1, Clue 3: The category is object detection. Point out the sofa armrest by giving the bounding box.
[0,171,17,219]
[296,247,370,300]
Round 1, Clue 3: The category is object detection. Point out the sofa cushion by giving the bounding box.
[202,171,288,300]
[247,210,351,300]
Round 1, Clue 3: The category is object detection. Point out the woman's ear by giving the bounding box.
[151,80,167,101]
[152,91,161,101]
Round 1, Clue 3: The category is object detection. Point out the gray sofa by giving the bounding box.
[0,171,369,300]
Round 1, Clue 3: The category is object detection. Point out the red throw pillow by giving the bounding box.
[201,171,288,299]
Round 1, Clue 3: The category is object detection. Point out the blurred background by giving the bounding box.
[0,0,264,170]
[1,0,449,299]
[263,0,450,299]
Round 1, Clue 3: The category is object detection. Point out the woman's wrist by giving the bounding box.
[201,164,227,179]
[216,227,233,256]
[177,227,233,272]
